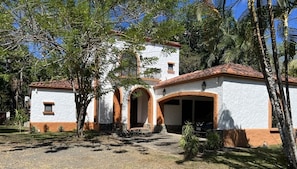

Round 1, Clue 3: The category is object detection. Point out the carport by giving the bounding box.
[156,91,218,134]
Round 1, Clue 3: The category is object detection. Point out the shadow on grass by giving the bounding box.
[0,128,172,157]
[195,147,287,168]
[0,125,28,133]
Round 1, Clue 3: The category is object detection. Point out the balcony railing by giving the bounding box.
[141,71,161,80]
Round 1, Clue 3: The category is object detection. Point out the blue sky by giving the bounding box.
[229,0,297,44]
[29,0,297,58]
[230,0,297,28]
[230,0,248,20]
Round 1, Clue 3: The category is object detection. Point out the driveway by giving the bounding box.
[116,133,184,155]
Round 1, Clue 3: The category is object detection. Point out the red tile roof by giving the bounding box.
[30,64,297,90]
[154,63,297,89]
[29,80,74,90]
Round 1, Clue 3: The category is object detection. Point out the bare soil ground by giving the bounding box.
[0,132,228,169]
[0,127,287,169]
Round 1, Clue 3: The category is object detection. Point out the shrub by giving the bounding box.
[58,126,64,132]
[205,131,222,150]
[179,122,199,160]
[44,124,49,132]
[14,109,29,132]
[30,126,37,134]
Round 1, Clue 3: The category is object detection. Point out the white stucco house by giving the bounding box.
[29,40,181,132]
[29,40,297,147]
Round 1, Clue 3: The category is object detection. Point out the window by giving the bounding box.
[167,62,175,74]
[120,51,138,77]
[43,102,54,115]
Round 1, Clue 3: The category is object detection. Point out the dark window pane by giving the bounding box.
[44,104,52,112]
[168,63,174,71]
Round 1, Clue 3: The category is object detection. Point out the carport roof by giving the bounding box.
[154,63,297,88]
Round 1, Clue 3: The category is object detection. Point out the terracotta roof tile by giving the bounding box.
[30,64,297,90]
[154,63,297,88]
[29,80,74,90]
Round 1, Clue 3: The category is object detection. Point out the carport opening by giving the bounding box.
[163,96,214,135]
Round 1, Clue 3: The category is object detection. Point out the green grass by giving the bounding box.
[0,125,76,144]
[0,125,28,133]
[201,146,287,168]
[0,125,108,144]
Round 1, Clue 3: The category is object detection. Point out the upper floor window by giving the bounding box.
[168,62,175,74]
[120,51,138,77]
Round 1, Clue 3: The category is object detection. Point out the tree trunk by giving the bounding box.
[77,105,87,137]
[267,1,297,167]
[249,0,297,167]
[74,86,92,138]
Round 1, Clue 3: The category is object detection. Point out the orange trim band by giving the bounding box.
[223,129,282,147]
[30,122,96,133]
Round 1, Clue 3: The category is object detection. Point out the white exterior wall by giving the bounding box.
[86,99,95,123]
[155,77,223,101]
[113,40,180,81]
[99,92,114,124]
[137,92,148,123]
[30,88,76,122]
[220,77,269,129]
[221,77,297,129]
[121,88,130,125]
[30,88,94,123]
[286,86,297,128]
[139,43,180,80]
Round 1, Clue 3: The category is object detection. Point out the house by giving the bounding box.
[29,41,180,132]
[29,42,297,147]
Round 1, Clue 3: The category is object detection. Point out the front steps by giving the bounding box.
[129,127,152,137]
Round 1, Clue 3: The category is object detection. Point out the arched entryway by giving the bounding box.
[157,91,218,134]
[113,88,122,128]
[128,88,153,130]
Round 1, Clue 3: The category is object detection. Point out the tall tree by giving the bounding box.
[248,0,297,167]
[0,3,37,114]
[1,0,183,137]
[178,0,258,74]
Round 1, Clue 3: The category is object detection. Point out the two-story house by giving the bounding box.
[29,41,180,133]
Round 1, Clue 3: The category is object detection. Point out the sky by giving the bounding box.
[28,0,297,58]
[230,0,248,20]
[230,0,297,28]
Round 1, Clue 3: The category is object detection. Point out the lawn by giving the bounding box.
[201,146,287,168]
[0,125,74,143]
[0,125,289,168]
